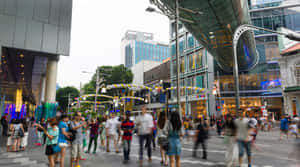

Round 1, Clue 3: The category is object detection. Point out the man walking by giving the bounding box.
[280,114,289,140]
[105,112,120,153]
[70,112,86,167]
[193,118,209,159]
[136,105,154,166]
[121,112,134,163]
[234,109,252,167]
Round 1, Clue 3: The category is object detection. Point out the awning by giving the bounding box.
[284,86,300,92]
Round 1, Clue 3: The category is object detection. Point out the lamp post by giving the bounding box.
[233,24,300,112]
[146,3,203,118]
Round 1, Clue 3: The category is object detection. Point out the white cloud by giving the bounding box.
[57,0,169,88]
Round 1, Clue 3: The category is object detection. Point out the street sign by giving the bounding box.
[168,104,179,108]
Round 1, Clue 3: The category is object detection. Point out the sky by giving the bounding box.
[57,0,170,88]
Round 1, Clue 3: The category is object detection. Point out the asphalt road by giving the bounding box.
[0,127,299,167]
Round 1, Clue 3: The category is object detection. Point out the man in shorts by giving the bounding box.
[105,112,120,153]
[280,115,289,140]
[70,112,86,167]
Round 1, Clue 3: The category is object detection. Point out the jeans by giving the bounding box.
[152,130,156,149]
[237,140,251,157]
[88,134,98,152]
[193,139,207,158]
[139,134,152,160]
[123,140,131,160]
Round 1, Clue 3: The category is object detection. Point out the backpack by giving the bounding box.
[67,123,77,142]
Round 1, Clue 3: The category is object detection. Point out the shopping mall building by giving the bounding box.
[0,0,73,118]
[152,0,300,120]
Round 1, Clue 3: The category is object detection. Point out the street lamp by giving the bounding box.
[146,3,202,118]
[233,24,300,111]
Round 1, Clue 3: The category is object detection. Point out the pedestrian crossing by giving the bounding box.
[100,142,274,167]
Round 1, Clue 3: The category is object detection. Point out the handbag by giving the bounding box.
[18,128,24,137]
[52,144,61,153]
[162,139,169,151]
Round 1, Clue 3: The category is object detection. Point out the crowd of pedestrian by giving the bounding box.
[1,106,299,167]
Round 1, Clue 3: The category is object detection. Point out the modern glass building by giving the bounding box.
[217,0,300,119]
[152,0,300,119]
[121,30,170,69]
[169,23,216,118]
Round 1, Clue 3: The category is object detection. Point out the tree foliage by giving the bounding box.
[82,64,133,96]
[56,86,79,112]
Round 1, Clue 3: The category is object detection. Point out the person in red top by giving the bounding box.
[121,112,134,163]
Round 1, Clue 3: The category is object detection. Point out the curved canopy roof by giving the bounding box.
[152,0,258,71]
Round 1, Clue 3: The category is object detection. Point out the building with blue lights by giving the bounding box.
[215,0,300,119]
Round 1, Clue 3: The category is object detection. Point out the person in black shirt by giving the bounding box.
[193,118,209,159]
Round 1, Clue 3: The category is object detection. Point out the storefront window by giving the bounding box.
[180,80,185,96]
[196,75,204,88]
[196,50,203,69]
[180,58,185,73]
[172,61,177,76]
[187,35,194,48]
[179,38,185,54]
[189,53,196,71]
[185,77,192,95]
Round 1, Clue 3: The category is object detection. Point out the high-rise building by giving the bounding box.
[121,30,170,69]
[168,22,216,118]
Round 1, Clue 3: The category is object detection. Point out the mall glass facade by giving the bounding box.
[169,22,215,118]
[217,0,300,119]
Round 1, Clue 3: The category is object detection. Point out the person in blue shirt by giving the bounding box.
[56,115,71,167]
[280,115,289,140]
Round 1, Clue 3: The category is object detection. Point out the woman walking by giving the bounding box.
[11,119,24,152]
[224,114,237,167]
[157,112,168,166]
[165,111,184,167]
[57,115,71,167]
[86,118,100,154]
[20,118,29,151]
[35,118,60,167]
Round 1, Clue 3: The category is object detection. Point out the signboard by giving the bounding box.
[168,104,179,109]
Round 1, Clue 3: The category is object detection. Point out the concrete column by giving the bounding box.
[45,56,59,103]
[283,93,293,116]
[38,75,46,105]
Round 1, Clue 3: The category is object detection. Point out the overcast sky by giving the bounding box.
[57,0,170,88]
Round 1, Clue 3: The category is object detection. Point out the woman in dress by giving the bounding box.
[10,119,24,152]
[165,111,184,167]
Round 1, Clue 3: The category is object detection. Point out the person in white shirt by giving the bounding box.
[136,105,154,166]
[105,112,120,153]
[234,109,252,167]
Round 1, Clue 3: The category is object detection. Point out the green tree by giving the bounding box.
[56,86,79,112]
[83,64,133,95]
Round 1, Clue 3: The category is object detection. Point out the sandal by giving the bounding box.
[164,162,168,166]
[160,160,164,164]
